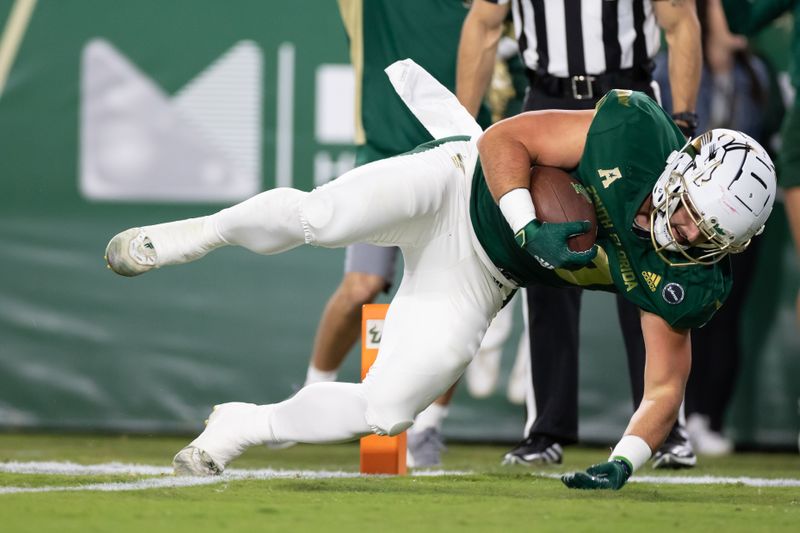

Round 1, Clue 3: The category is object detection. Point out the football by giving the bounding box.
[529,166,597,253]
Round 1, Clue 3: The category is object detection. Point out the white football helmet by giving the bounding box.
[650,129,776,267]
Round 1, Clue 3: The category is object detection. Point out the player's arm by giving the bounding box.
[653,0,702,136]
[624,310,691,449]
[563,310,690,490]
[477,109,596,269]
[456,0,510,116]
[721,0,795,35]
[477,109,594,202]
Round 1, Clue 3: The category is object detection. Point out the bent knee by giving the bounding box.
[365,405,414,436]
[300,188,358,247]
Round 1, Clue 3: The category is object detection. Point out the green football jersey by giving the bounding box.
[339,0,489,161]
[470,90,732,329]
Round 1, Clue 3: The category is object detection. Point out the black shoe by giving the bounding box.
[501,435,563,466]
[652,425,697,469]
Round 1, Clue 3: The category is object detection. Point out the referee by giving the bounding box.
[457,0,701,468]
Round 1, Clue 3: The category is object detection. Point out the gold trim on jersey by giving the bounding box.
[554,246,613,287]
[616,89,633,106]
[337,0,365,144]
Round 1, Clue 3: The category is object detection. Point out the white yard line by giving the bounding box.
[0,461,469,494]
[631,474,800,487]
[0,461,173,476]
[0,475,224,494]
[1,461,799,494]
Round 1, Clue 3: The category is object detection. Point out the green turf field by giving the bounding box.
[0,433,798,533]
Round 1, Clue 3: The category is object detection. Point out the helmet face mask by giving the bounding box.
[649,129,776,267]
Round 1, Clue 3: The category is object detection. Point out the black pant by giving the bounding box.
[521,82,681,445]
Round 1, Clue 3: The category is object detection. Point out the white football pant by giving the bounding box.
[143,138,513,447]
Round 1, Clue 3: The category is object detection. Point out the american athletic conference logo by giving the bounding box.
[662,282,685,305]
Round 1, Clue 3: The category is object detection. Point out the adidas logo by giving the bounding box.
[642,271,662,292]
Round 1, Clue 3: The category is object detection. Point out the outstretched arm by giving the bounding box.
[624,311,691,449]
[563,310,691,490]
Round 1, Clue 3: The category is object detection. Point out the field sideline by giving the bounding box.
[0,434,798,532]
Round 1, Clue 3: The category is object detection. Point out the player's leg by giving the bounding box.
[267,249,392,451]
[408,293,515,468]
[173,207,507,474]
[106,142,462,276]
[172,138,493,473]
[304,245,397,385]
[271,275,494,446]
[173,289,491,476]
[104,188,309,277]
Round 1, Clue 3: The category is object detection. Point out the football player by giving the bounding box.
[106,85,775,490]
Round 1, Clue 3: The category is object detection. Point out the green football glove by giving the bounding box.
[561,458,632,490]
[514,219,597,270]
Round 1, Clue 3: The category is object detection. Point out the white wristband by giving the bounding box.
[498,188,537,233]
[609,435,652,473]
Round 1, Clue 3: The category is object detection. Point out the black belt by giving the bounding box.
[527,64,654,101]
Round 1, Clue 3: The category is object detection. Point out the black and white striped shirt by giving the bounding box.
[487,0,661,77]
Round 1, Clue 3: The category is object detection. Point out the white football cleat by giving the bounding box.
[172,446,224,476]
[105,228,158,277]
[172,402,274,476]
